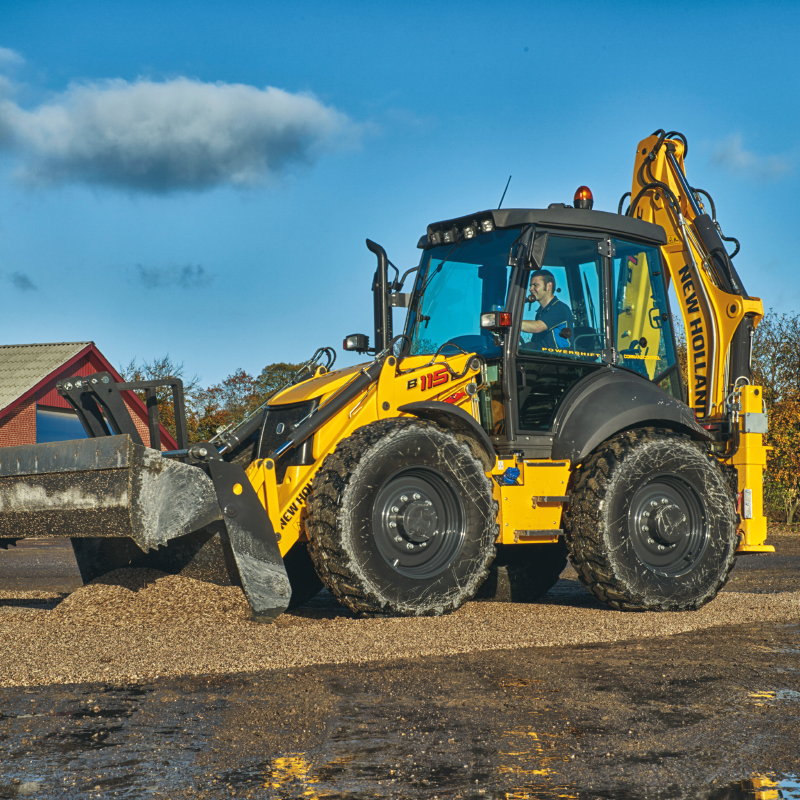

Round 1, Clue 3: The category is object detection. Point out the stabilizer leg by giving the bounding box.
[207,460,291,622]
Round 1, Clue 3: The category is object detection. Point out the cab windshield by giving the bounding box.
[405,229,517,356]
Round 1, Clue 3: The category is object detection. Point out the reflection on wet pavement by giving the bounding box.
[710,776,800,800]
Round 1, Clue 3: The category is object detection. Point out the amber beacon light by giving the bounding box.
[574,186,594,210]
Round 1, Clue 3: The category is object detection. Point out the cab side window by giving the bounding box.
[518,236,604,362]
[611,239,680,396]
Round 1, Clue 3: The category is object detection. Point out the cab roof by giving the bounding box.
[418,206,667,249]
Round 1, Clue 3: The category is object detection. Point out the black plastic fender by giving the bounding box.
[551,368,710,463]
[397,400,496,472]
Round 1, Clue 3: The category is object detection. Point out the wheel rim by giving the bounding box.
[372,465,466,579]
[627,472,709,577]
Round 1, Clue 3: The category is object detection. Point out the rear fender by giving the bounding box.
[551,369,710,464]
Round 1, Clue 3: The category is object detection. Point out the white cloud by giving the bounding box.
[0,77,357,193]
[0,47,24,67]
[711,134,792,182]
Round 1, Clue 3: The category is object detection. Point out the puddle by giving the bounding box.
[747,690,800,706]
[709,776,800,800]
[0,669,798,799]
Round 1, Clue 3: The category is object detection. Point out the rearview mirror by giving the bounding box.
[529,232,549,270]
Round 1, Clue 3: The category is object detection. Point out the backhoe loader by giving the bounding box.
[0,130,772,619]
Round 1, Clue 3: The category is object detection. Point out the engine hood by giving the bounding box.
[268,363,371,406]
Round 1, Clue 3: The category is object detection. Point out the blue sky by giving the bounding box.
[1,0,798,387]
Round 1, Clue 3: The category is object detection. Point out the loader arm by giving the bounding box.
[627,131,771,551]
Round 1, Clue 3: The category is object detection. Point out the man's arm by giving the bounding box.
[520,319,547,333]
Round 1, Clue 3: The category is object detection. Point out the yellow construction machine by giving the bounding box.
[0,130,772,619]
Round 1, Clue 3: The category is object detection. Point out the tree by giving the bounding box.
[119,355,200,443]
[257,362,303,399]
[752,310,800,525]
[192,368,262,441]
[752,311,800,409]
[673,317,688,389]
[765,394,800,524]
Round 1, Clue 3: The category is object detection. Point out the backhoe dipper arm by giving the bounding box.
[627,131,771,553]
[628,131,764,419]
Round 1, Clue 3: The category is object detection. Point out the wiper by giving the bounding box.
[583,273,598,331]
[418,240,463,299]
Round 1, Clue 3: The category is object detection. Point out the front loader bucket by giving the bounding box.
[0,436,291,621]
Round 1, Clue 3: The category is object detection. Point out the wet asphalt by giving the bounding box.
[1,537,799,800]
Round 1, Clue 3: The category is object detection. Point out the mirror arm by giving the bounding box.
[396,266,420,293]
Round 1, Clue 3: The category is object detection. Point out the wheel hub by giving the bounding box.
[373,466,465,579]
[628,474,708,577]
[398,499,437,542]
[652,503,688,545]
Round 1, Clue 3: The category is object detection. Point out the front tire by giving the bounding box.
[563,428,737,611]
[306,418,497,616]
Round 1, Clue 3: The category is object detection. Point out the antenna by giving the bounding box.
[498,175,512,209]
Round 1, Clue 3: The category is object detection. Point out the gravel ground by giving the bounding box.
[2,551,800,688]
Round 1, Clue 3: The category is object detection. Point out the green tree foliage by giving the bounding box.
[257,362,303,399]
[752,310,800,525]
[121,357,304,445]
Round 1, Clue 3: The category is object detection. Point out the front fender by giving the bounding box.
[397,401,496,472]
[551,368,710,463]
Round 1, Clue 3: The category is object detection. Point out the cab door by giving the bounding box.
[508,234,607,454]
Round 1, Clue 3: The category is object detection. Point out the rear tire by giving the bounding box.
[563,428,737,611]
[475,542,567,602]
[306,418,497,616]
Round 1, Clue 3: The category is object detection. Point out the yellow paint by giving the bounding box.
[728,385,773,552]
[232,483,242,496]
[246,353,487,557]
[632,134,768,550]
[243,133,771,575]
[495,461,571,543]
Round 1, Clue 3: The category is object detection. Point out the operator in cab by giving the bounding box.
[520,269,574,351]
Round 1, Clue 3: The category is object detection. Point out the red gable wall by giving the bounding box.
[0,344,179,450]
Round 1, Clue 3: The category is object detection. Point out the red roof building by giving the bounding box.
[0,342,178,449]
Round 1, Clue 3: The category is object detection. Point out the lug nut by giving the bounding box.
[389,522,397,528]
[391,506,399,513]
[650,501,659,507]
[643,511,650,518]
[420,542,428,547]
[661,498,669,504]
[401,495,408,502]
[413,493,421,500]
[642,526,649,532]
[406,543,414,550]
[658,545,666,551]
[433,530,438,536]
[395,536,402,542]
[648,538,655,544]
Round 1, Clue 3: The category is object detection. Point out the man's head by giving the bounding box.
[529,269,556,305]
